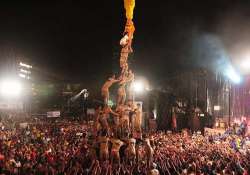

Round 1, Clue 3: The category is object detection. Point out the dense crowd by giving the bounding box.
[0,116,249,175]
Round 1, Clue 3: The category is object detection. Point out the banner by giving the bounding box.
[47,111,60,118]
[204,127,225,135]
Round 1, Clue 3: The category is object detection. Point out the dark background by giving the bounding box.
[0,0,250,85]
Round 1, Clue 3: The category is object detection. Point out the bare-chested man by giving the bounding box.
[98,132,109,162]
[94,106,102,136]
[123,19,135,53]
[134,103,142,133]
[117,69,134,105]
[99,105,118,134]
[147,163,160,175]
[126,70,134,83]
[127,100,136,132]
[136,143,144,163]
[98,110,109,134]
[119,46,129,69]
[120,62,129,79]
[117,104,131,137]
[110,138,124,164]
[144,138,154,168]
[119,20,134,69]
[125,137,136,164]
[117,81,127,106]
[101,75,119,105]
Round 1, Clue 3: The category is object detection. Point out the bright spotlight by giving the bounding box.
[214,105,221,111]
[240,59,250,73]
[132,81,145,93]
[225,66,241,84]
[20,69,31,74]
[0,80,22,97]
[19,62,32,69]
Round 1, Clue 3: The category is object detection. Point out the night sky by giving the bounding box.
[0,0,250,85]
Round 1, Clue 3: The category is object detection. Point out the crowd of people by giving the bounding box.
[0,112,249,175]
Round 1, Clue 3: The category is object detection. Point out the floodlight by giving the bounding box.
[214,106,220,111]
[238,58,250,75]
[19,62,32,69]
[131,81,145,93]
[0,80,22,97]
[20,69,31,74]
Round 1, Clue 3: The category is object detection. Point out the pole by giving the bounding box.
[205,72,208,113]
[228,80,231,127]
[196,79,198,108]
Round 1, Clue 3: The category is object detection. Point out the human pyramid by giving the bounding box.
[95,0,156,171]
[100,17,138,138]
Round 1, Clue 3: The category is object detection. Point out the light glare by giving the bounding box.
[132,81,144,93]
[20,69,31,74]
[239,58,250,75]
[19,73,26,78]
[214,105,220,111]
[0,80,22,97]
[225,66,241,84]
[19,62,32,69]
